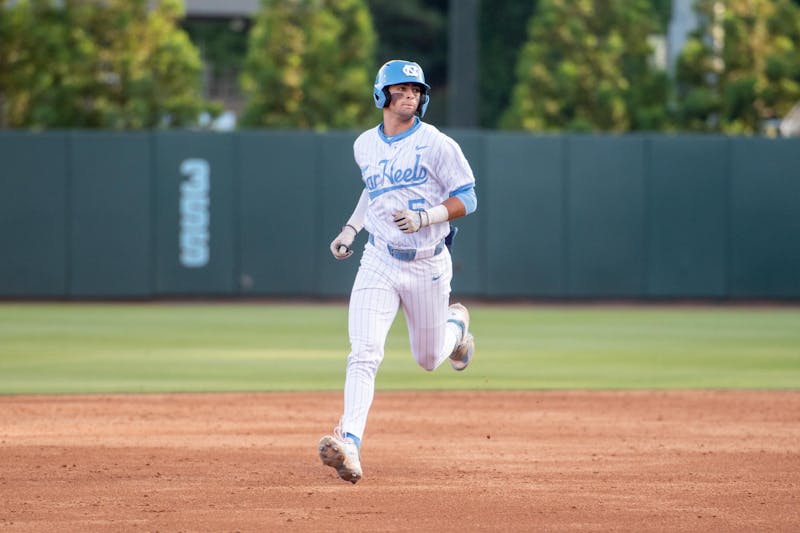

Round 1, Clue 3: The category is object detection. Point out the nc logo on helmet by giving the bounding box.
[402,65,422,79]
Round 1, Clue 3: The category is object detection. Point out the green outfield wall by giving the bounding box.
[1,131,798,299]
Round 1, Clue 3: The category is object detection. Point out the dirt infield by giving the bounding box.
[1,391,798,532]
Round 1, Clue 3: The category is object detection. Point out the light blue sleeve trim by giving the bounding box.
[450,185,477,215]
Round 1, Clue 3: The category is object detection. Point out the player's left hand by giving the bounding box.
[393,210,423,234]
[330,225,357,260]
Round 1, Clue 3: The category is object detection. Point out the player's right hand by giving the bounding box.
[330,225,357,260]
[392,209,423,234]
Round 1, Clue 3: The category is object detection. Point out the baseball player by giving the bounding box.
[318,60,477,484]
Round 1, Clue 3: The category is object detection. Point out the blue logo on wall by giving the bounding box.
[179,158,210,268]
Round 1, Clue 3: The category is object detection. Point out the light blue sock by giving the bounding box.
[344,432,361,450]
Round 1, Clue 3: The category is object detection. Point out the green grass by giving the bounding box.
[0,302,798,394]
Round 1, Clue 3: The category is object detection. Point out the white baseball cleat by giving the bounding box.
[318,427,362,484]
[448,303,474,371]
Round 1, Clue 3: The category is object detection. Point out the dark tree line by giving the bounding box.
[2,0,799,134]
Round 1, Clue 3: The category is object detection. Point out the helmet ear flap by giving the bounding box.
[382,87,392,108]
[417,92,429,118]
[416,90,429,117]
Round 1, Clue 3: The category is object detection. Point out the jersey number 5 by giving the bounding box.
[408,198,425,211]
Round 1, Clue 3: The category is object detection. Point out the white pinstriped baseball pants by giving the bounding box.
[340,241,460,440]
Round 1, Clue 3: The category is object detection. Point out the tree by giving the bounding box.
[240,0,376,130]
[478,0,538,129]
[0,0,84,127]
[674,0,800,134]
[182,17,251,107]
[0,0,214,129]
[0,0,10,127]
[500,0,669,132]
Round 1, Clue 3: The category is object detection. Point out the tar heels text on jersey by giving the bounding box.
[364,154,428,199]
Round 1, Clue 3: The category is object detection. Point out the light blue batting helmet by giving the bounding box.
[373,60,431,117]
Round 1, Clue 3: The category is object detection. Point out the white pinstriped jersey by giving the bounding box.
[354,118,475,249]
